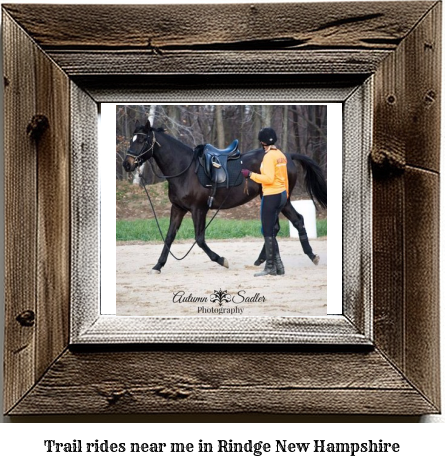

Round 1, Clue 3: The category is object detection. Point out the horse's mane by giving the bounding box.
[152,126,194,153]
[194,144,205,158]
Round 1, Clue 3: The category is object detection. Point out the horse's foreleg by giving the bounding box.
[281,201,319,265]
[191,207,228,268]
[152,204,187,273]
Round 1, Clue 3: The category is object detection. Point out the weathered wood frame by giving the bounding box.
[71,86,372,346]
[2,2,441,415]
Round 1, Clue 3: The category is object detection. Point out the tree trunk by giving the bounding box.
[148,104,156,126]
[292,105,301,153]
[215,105,225,147]
[262,105,272,127]
[253,105,261,147]
[282,105,289,152]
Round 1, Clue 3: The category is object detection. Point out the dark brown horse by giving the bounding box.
[123,121,327,273]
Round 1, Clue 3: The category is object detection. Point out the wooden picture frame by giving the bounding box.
[2,2,441,415]
[76,96,366,344]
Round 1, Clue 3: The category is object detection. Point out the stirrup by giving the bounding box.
[212,159,222,169]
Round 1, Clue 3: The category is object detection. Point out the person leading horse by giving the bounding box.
[242,127,291,277]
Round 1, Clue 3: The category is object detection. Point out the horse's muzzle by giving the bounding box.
[123,157,136,172]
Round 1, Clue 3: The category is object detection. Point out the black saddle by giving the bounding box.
[203,140,240,184]
[205,140,240,158]
[195,140,242,207]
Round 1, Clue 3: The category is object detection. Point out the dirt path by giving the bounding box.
[116,238,327,317]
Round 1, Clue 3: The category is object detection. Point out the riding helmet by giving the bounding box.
[258,127,277,145]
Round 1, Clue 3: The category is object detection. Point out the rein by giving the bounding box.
[139,169,242,262]
[129,129,241,262]
[140,172,233,261]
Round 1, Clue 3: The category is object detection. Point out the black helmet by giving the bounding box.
[258,127,277,145]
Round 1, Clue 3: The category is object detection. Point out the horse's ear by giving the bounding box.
[144,120,152,131]
[134,119,140,131]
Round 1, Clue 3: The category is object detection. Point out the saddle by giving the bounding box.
[195,140,242,207]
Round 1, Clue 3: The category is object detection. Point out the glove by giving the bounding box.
[241,169,251,178]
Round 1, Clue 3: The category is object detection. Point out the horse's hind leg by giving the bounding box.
[152,204,187,273]
[191,207,228,268]
[281,201,319,265]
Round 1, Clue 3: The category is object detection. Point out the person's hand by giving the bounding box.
[241,169,251,178]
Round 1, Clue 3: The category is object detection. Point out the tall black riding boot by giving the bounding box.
[254,244,266,266]
[254,237,277,277]
[255,221,280,266]
[273,238,285,275]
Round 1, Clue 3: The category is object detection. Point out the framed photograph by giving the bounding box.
[102,102,344,326]
[3,2,440,415]
[110,103,336,321]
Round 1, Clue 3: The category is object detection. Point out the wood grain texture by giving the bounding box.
[3,1,433,79]
[404,2,441,172]
[3,13,38,414]
[342,81,372,335]
[35,38,71,382]
[371,2,441,411]
[70,83,99,338]
[47,50,390,76]
[8,349,437,415]
[2,2,441,416]
[371,1,441,172]
[372,34,406,368]
[2,2,435,49]
[372,176,405,367]
[82,75,364,104]
[3,11,71,412]
[404,168,440,407]
[74,315,370,346]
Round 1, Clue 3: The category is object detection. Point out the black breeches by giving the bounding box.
[260,191,287,237]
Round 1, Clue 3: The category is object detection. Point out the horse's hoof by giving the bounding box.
[254,259,265,266]
[150,269,161,274]
[216,256,229,268]
[312,255,320,266]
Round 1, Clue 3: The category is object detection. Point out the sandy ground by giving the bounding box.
[116,238,327,317]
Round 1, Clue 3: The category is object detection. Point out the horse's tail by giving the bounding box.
[290,154,327,209]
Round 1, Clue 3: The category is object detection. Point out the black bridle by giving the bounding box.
[126,129,195,179]
[126,130,160,167]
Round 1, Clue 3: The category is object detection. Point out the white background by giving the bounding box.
[0,0,444,461]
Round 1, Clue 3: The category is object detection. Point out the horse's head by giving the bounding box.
[123,120,161,172]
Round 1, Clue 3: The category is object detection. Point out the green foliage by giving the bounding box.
[317,218,327,237]
[116,218,327,242]
[116,190,125,201]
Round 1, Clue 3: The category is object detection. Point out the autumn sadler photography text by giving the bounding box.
[172,290,266,304]
[43,439,400,457]
[172,289,267,315]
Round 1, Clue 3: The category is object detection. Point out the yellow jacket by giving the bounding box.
[250,148,289,197]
